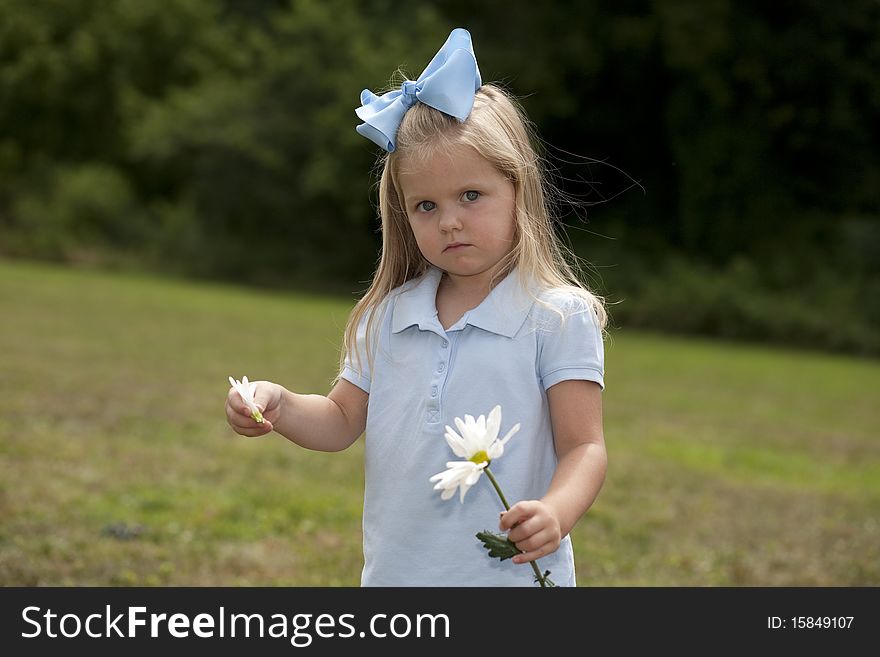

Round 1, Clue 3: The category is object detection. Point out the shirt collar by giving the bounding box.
[391,266,535,338]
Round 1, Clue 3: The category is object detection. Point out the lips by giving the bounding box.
[444,243,471,251]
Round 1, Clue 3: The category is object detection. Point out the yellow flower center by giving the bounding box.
[469,450,489,464]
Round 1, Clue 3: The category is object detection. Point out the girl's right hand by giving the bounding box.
[225,380,282,436]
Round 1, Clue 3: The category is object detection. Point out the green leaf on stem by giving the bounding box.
[475,530,520,561]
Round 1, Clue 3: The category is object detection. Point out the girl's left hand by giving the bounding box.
[499,500,562,564]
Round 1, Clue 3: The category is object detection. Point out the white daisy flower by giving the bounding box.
[228,375,264,423]
[444,405,520,466]
[429,405,520,503]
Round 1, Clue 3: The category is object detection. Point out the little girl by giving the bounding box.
[225,28,607,587]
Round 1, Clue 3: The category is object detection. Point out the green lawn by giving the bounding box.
[1,258,878,585]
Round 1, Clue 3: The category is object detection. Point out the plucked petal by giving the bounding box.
[228,375,263,422]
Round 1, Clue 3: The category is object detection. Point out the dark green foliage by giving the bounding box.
[0,0,877,351]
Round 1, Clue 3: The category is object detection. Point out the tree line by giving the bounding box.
[1,0,877,353]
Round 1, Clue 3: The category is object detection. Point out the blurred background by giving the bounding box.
[1,0,878,586]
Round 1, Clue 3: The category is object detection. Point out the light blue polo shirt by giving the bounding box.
[341,265,604,587]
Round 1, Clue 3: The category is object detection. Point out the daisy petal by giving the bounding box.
[486,405,501,441]
[499,422,520,446]
[444,427,469,458]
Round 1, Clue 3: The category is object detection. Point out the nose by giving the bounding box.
[438,208,463,233]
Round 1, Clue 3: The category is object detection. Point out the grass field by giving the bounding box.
[1,258,878,586]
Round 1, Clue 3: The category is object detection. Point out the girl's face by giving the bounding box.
[397,144,516,285]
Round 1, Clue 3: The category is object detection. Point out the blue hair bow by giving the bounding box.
[355,28,482,152]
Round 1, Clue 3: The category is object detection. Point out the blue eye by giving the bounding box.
[463,190,480,201]
[416,200,436,212]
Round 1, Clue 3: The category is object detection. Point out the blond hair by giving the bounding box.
[336,83,607,382]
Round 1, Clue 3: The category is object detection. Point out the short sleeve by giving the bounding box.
[339,306,377,394]
[537,292,605,391]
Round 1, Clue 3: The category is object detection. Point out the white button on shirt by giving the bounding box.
[341,266,605,586]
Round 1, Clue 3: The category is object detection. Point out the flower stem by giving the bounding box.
[484,466,550,588]
[483,466,512,509]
